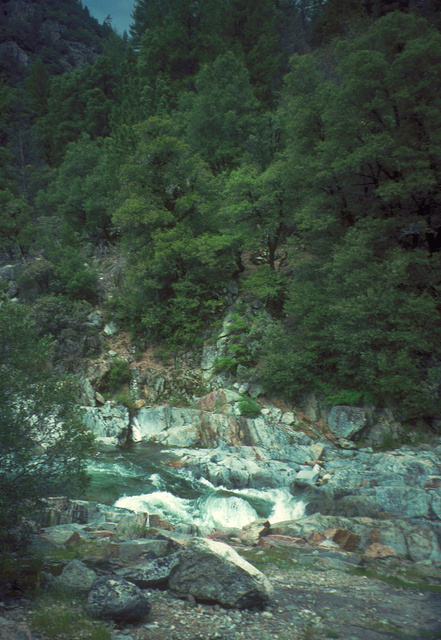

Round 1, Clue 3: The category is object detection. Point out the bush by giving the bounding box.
[0,301,94,552]
[105,359,131,394]
[238,396,261,418]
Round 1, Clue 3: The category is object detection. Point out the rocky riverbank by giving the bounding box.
[2,500,441,640]
[3,377,441,639]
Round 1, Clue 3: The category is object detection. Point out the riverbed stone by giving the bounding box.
[86,577,151,621]
[0,617,32,640]
[270,513,441,562]
[168,538,273,608]
[373,486,431,518]
[293,465,321,488]
[115,553,181,589]
[57,559,97,594]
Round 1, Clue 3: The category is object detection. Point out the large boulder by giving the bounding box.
[57,559,97,594]
[86,578,151,621]
[168,538,273,608]
[327,406,367,439]
[83,403,129,447]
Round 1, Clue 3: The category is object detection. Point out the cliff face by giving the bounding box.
[0,0,109,79]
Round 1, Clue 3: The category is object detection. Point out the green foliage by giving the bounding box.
[238,395,261,418]
[242,266,287,313]
[3,0,441,424]
[183,51,260,173]
[260,12,441,418]
[54,246,98,302]
[0,189,36,258]
[112,115,238,346]
[36,134,113,240]
[0,301,94,552]
[213,356,240,374]
[32,590,111,640]
[105,359,132,394]
[29,295,100,372]
[222,159,294,274]
[323,389,373,407]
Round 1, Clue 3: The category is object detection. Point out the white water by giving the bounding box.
[87,446,306,534]
[114,481,306,534]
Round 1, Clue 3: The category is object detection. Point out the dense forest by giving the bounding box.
[2,0,441,426]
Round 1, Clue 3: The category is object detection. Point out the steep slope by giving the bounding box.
[0,0,111,81]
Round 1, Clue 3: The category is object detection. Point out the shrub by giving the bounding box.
[238,396,261,418]
[105,359,131,393]
[0,301,93,552]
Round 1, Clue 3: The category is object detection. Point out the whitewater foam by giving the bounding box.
[113,481,305,534]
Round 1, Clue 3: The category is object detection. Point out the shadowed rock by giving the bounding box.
[86,578,151,621]
[168,538,273,608]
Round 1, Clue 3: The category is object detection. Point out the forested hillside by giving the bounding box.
[2,0,441,424]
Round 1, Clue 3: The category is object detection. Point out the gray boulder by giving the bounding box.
[328,406,367,439]
[83,403,129,447]
[86,578,151,621]
[57,559,97,594]
[168,538,273,608]
[116,553,181,589]
[293,465,321,488]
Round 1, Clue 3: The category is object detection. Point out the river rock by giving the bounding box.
[293,464,321,488]
[328,406,367,439]
[39,497,102,527]
[373,486,431,518]
[168,538,273,608]
[115,512,148,539]
[116,539,169,563]
[86,577,151,621]
[115,553,181,589]
[0,617,32,640]
[39,525,86,548]
[57,559,97,594]
[173,446,301,489]
[271,513,441,562]
[238,519,271,545]
[83,403,129,447]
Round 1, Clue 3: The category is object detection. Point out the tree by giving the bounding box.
[223,158,293,270]
[35,133,112,240]
[112,115,238,344]
[184,51,260,174]
[0,301,94,551]
[264,12,441,418]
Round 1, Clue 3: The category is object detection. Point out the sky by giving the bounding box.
[84,0,136,35]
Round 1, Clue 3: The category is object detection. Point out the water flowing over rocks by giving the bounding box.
[16,380,441,638]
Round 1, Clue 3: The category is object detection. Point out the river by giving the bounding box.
[85,443,305,534]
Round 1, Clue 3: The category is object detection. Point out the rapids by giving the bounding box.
[86,444,305,534]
